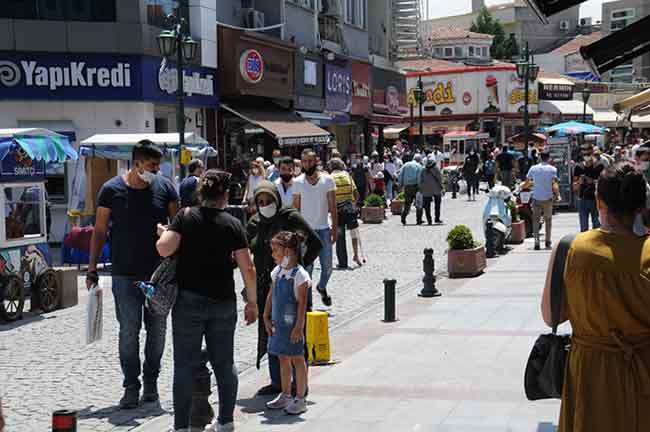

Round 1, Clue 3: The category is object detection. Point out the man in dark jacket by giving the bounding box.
[246,180,322,396]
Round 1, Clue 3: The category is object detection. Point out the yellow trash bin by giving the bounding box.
[306,311,331,364]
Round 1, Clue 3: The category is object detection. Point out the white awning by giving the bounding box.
[593,109,623,126]
[383,124,409,139]
[614,88,650,113]
[80,133,209,147]
[631,113,650,126]
[0,128,65,139]
[295,111,333,122]
[538,77,575,86]
[539,100,595,115]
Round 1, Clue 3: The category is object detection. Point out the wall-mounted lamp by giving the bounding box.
[326,52,335,61]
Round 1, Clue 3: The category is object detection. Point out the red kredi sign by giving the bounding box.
[240,49,264,84]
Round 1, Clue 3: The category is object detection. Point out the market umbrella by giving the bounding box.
[546,121,606,136]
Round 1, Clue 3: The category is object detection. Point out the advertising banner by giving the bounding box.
[0,51,218,107]
[406,67,538,116]
[325,63,352,113]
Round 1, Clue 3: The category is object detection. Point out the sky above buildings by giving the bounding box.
[426,0,605,21]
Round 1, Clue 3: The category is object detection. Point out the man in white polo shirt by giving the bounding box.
[523,151,558,250]
[293,148,337,306]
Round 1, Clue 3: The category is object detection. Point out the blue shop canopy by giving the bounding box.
[0,128,77,163]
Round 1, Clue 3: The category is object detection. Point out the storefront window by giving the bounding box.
[4,184,45,242]
[1,0,116,21]
[146,0,189,28]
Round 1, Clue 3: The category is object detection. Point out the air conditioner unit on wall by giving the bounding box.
[579,17,592,27]
[240,8,265,29]
[560,20,570,31]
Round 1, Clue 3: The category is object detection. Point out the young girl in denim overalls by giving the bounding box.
[263,231,311,415]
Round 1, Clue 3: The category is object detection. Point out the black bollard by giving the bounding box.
[382,279,397,322]
[190,349,214,429]
[419,248,441,297]
[52,409,77,432]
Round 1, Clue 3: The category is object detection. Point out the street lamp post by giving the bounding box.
[409,99,415,148]
[516,43,540,155]
[582,87,592,123]
[414,76,426,150]
[157,13,198,179]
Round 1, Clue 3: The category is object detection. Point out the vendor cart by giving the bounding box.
[0,128,78,321]
[441,131,490,168]
[64,133,216,266]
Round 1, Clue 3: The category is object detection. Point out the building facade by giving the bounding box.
[420,0,580,54]
[601,0,650,84]
[0,0,219,242]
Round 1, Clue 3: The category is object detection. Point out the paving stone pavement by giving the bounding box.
[0,193,490,431]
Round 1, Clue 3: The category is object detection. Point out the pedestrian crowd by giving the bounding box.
[82,139,469,432]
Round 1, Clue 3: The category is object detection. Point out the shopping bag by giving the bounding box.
[458,179,468,195]
[415,191,423,209]
[85,285,103,344]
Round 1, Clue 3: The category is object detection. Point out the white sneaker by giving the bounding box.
[266,393,293,410]
[284,397,307,415]
[204,421,235,432]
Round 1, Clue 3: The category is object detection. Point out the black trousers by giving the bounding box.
[401,185,418,223]
[418,194,442,224]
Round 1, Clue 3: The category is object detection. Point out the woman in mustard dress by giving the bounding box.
[542,162,650,432]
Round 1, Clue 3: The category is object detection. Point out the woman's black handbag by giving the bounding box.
[145,255,179,316]
[524,234,575,400]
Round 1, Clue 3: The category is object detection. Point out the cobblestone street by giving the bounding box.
[1,194,489,431]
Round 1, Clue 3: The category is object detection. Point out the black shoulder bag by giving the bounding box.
[524,234,575,400]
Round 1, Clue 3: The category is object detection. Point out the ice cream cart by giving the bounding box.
[63,133,216,265]
[0,129,78,321]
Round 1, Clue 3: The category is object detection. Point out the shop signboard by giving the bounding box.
[351,61,371,116]
[325,63,352,113]
[1,147,46,181]
[0,51,218,107]
[405,67,538,116]
[538,82,574,100]
[546,136,573,207]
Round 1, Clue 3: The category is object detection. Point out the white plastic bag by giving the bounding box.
[85,285,103,344]
[415,191,423,209]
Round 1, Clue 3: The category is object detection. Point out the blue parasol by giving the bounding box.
[0,134,78,163]
[546,121,606,136]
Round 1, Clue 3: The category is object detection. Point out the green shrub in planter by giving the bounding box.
[507,200,519,222]
[364,193,385,208]
[446,225,478,250]
[394,191,405,201]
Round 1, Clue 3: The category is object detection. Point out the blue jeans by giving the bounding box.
[578,198,600,232]
[172,290,238,429]
[385,179,394,200]
[111,276,167,390]
[306,228,333,291]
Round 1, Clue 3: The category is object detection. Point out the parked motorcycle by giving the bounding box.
[483,184,513,258]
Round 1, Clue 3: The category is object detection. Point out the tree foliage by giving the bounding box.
[470,7,518,60]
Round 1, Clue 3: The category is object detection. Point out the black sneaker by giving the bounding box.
[316,285,332,307]
[545,241,552,249]
[401,217,406,226]
[435,220,443,224]
[534,243,541,251]
[257,384,282,396]
[141,381,159,403]
[119,387,140,409]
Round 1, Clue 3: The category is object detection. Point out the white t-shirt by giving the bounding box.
[292,173,336,230]
[244,175,263,201]
[274,178,295,209]
[271,265,311,299]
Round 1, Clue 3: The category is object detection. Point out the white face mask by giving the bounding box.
[259,202,278,219]
[138,170,157,184]
[640,161,650,171]
[281,255,291,268]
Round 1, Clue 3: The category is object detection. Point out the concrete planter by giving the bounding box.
[390,200,404,215]
[361,206,385,224]
[508,220,526,244]
[448,245,487,278]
